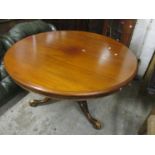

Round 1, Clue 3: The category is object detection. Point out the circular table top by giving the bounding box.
[4,31,137,99]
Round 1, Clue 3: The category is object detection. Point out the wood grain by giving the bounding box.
[4,31,137,99]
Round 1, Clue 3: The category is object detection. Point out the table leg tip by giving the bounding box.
[29,100,38,107]
[93,121,102,129]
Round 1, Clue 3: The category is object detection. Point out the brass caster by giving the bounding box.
[29,100,39,107]
[29,97,51,107]
[92,119,102,129]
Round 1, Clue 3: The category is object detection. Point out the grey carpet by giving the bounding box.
[0,82,153,134]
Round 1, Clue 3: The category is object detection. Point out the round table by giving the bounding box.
[4,31,137,129]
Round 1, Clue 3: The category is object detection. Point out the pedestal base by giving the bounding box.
[29,97,102,129]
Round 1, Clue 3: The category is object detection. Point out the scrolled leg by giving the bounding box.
[77,100,101,129]
[29,97,51,107]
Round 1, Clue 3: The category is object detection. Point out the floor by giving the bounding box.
[0,81,153,135]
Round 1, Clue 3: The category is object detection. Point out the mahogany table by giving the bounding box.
[4,31,137,129]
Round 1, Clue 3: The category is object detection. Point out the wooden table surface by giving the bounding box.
[4,31,137,99]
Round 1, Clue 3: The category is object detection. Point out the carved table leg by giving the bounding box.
[29,97,51,107]
[77,100,101,129]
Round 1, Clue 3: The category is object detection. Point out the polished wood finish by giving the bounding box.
[102,19,136,46]
[4,31,137,99]
[78,101,101,129]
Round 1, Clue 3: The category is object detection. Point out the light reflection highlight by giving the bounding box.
[99,48,111,64]
[46,34,55,44]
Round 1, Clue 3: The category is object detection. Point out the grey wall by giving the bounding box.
[130,19,155,77]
